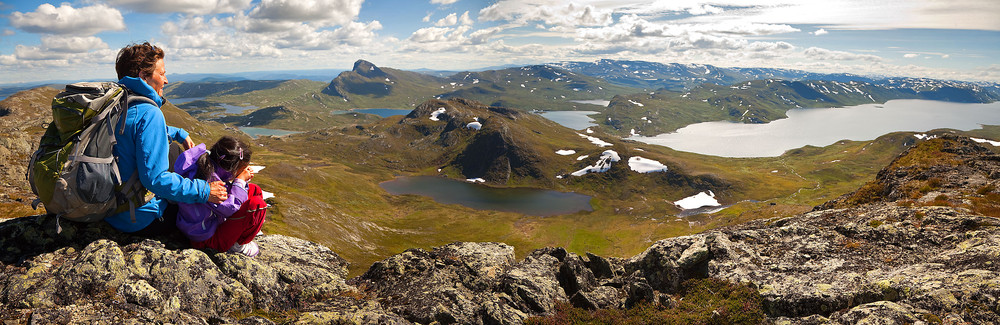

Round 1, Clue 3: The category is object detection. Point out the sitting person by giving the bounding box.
[174,136,267,257]
[107,42,227,235]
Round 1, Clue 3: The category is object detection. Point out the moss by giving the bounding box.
[524,278,764,325]
[921,312,943,324]
[868,220,884,228]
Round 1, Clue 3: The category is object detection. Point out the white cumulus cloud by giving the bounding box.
[104,0,252,15]
[250,0,364,27]
[9,4,125,35]
[812,28,829,36]
[803,47,883,62]
[904,53,919,58]
[431,0,460,5]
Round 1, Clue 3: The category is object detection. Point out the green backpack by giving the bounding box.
[27,82,152,227]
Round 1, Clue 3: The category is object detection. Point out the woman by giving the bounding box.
[105,42,227,235]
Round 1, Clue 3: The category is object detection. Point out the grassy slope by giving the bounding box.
[248,97,929,276]
[165,64,642,134]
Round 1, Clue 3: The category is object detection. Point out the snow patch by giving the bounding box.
[261,190,275,201]
[429,107,447,121]
[913,133,938,140]
[628,100,645,107]
[556,150,576,155]
[972,137,1000,146]
[466,178,486,183]
[466,121,482,130]
[628,156,668,173]
[585,128,594,134]
[578,133,612,147]
[576,155,589,161]
[674,191,721,210]
[571,150,620,176]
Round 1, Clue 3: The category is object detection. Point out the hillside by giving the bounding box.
[1,135,998,324]
[555,59,1000,97]
[164,60,640,133]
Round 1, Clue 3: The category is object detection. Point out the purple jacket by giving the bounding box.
[174,143,249,242]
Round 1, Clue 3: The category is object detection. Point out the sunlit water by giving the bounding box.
[332,108,413,118]
[630,100,1000,157]
[538,111,600,130]
[380,176,593,216]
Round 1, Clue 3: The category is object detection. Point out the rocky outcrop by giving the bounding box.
[2,137,999,324]
[0,87,60,205]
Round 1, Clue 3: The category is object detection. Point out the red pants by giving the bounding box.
[192,183,267,252]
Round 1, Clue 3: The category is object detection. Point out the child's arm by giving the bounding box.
[209,180,248,218]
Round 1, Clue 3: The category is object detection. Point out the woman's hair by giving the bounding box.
[115,42,164,80]
[195,136,253,181]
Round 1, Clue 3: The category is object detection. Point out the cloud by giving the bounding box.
[904,53,919,58]
[103,0,252,15]
[250,0,363,27]
[9,3,125,35]
[460,11,475,25]
[2,29,14,36]
[431,0,460,5]
[803,47,883,62]
[41,36,109,53]
[435,13,459,26]
[687,4,723,16]
[480,1,613,28]
[812,28,828,36]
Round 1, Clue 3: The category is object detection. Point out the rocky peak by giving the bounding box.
[352,60,387,79]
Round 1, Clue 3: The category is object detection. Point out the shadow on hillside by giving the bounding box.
[0,214,191,265]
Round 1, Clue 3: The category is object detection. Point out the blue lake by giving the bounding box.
[538,111,600,130]
[630,99,1000,157]
[334,108,413,118]
[380,176,593,216]
[240,127,301,138]
[165,97,205,105]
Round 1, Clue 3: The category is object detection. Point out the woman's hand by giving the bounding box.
[208,181,228,203]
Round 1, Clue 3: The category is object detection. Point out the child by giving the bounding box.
[174,136,267,257]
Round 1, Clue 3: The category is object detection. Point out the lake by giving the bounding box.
[333,108,413,118]
[240,127,302,138]
[569,99,611,107]
[630,99,1000,157]
[380,176,593,216]
[538,111,601,130]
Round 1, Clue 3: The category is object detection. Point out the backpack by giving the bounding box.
[27,82,153,228]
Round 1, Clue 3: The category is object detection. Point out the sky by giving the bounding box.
[0,0,998,85]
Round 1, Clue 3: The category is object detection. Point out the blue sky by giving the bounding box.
[0,0,998,84]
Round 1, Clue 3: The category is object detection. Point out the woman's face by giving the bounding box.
[141,58,168,97]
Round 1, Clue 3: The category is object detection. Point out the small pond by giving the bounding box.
[166,97,205,105]
[239,127,302,138]
[538,111,601,130]
[380,176,593,216]
[334,108,413,118]
[569,99,611,107]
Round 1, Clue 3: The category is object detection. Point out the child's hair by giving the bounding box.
[195,136,252,181]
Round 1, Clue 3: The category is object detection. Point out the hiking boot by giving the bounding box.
[229,241,260,257]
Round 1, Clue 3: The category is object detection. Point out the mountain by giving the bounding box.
[1,135,998,324]
[553,59,1000,97]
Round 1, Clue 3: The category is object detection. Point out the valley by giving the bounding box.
[2,59,999,276]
